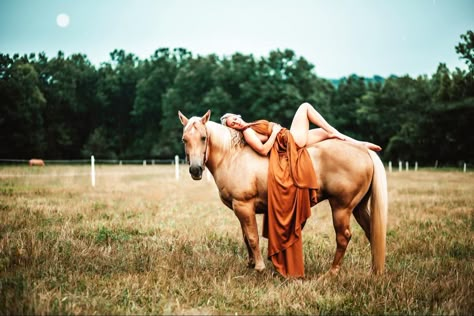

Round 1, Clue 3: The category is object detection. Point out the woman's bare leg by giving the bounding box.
[306,128,331,145]
[289,104,310,147]
[290,102,343,147]
[290,102,382,151]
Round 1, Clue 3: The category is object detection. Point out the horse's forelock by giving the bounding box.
[183,117,202,132]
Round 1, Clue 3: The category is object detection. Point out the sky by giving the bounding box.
[0,0,473,79]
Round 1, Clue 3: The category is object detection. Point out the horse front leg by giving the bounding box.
[240,226,255,268]
[233,199,265,272]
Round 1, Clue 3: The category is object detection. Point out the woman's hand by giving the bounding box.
[272,124,282,134]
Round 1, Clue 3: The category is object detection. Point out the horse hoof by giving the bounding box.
[317,270,338,283]
[254,263,265,272]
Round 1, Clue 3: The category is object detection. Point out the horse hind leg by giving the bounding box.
[353,193,371,242]
[354,184,388,275]
[327,207,354,277]
[326,194,374,279]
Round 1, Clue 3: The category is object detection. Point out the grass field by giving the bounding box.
[0,164,473,315]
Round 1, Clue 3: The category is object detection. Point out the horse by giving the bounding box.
[178,110,388,277]
[29,159,45,167]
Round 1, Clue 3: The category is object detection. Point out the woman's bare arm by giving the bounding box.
[243,125,281,156]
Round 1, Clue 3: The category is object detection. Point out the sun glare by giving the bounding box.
[56,13,70,28]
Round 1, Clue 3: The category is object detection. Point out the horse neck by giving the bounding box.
[205,122,236,175]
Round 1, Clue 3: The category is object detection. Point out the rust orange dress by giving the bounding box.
[246,120,318,278]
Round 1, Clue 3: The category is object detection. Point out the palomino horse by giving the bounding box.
[29,159,45,166]
[179,110,388,276]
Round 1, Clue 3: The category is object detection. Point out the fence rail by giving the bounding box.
[0,156,471,187]
[0,158,185,165]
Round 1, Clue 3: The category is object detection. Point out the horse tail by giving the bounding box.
[368,150,388,274]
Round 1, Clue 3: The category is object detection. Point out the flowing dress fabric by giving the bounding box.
[259,126,319,278]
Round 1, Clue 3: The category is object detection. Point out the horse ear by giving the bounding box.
[178,111,188,126]
[201,109,211,124]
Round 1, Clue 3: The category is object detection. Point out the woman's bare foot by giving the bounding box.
[363,142,382,152]
[329,130,382,152]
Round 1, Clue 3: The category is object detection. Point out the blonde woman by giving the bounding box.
[220,102,381,155]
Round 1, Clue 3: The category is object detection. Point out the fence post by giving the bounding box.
[405,161,409,171]
[388,161,392,173]
[91,155,96,187]
[398,161,402,172]
[464,163,467,173]
[415,161,418,171]
[175,155,180,180]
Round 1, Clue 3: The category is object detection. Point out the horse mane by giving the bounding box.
[205,121,246,152]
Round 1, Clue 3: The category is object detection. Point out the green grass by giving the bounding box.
[0,165,473,314]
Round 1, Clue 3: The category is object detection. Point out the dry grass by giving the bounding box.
[0,164,473,315]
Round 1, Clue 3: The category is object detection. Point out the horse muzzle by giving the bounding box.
[189,164,203,180]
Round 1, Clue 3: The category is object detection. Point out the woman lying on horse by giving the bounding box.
[220,102,381,155]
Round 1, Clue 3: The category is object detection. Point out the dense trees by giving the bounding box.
[1,31,473,165]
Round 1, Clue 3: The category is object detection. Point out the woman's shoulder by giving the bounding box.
[247,120,272,135]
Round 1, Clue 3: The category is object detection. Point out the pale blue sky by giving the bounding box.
[0,0,472,78]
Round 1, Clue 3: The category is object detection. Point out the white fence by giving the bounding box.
[387,160,468,173]
[0,156,211,186]
[0,157,470,188]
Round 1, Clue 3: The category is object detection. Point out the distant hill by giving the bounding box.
[328,75,388,88]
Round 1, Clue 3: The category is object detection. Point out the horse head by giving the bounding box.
[178,110,211,180]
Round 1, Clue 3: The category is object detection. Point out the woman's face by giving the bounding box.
[226,115,246,130]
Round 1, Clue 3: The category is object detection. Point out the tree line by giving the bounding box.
[1,31,473,165]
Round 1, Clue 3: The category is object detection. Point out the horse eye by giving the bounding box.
[201,136,206,142]
[182,139,187,144]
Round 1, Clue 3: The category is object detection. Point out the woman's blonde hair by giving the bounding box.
[220,113,241,126]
